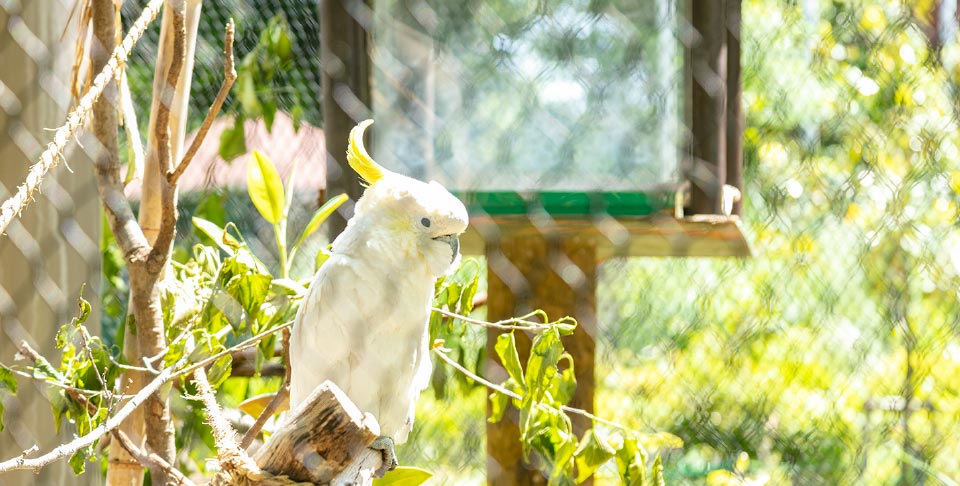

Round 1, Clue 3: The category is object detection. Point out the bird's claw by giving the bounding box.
[370,436,398,477]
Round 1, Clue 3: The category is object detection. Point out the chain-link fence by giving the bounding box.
[3,0,960,484]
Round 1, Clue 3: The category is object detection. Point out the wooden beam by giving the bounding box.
[689,0,728,215]
[485,235,597,485]
[464,215,751,259]
[319,0,371,237]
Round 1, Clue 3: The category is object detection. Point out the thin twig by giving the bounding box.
[5,367,114,398]
[0,0,165,236]
[111,430,195,486]
[0,359,178,473]
[168,19,237,185]
[240,327,292,449]
[431,346,633,433]
[174,321,294,382]
[431,307,568,332]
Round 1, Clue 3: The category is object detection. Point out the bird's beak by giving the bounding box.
[432,234,460,263]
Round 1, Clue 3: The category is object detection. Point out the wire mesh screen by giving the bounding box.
[2,0,960,485]
[0,1,102,484]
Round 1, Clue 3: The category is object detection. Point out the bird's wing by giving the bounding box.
[289,254,377,408]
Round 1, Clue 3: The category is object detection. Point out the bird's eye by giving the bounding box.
[421,217,431,228]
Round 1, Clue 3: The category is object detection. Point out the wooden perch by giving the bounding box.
[251,381,382,485]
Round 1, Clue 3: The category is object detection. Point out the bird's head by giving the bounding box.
[343,120,468,277]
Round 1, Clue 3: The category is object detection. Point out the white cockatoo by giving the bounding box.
[289,120,468,474]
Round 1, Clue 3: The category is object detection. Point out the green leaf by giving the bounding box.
[550,354,577,405]
[372,466,433,486]
[315,247,332,271]
[615,437,645,486]
[0,367,17,394]
[75,293,91,325]
[208,355,233,388]
[650,454,665,486]
[218,115,247,161]
[193,217,241,254]
[293,193,348,251]
[574,429,615,483]
[495,332,525,387]
[69,446,92,475]
[271,278,308,297]
[248,150,286,225]
[489,390,510,423]
[524,328,564,405]
[237,71,262,117]
[291,105,304,131]
[263,99,277,132]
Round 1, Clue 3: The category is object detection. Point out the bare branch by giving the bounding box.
[0,0,165,237]
[240,327,292,449]
[168,19,237,186]
[111,430,195,486]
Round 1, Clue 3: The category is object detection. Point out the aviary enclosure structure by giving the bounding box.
[3,0,960,485]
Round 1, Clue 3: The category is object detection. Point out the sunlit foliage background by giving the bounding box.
[115,0,960,484]
[408,1,960,484]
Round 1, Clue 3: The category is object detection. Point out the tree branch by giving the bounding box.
[147,0,188,273]
[0,360,177,473]
[240,327,292,449]
[431,307,565,332]
[168,19,237,186]
[0,0,165,238]
[191,368,261,479]
[111,430,195,486]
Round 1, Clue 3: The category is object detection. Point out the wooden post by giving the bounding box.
[485,233,597,485]
[726,0,744,216]
[689,0,728,215]
[319,0,371,237]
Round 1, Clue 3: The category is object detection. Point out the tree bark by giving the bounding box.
[107,1,203,483]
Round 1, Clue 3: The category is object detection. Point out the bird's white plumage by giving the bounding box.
[289,151,468,443]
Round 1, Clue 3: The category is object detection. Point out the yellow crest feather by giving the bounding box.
[346,119,388,184]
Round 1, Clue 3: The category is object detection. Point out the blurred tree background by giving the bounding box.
[111,0,960,484]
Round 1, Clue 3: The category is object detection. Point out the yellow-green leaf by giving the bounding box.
[495,332,525,387]
[293,193,348,251]
[574,429,615,483]
[193,217,241,253]
[372,466,432,486]
[248,150,286,225]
